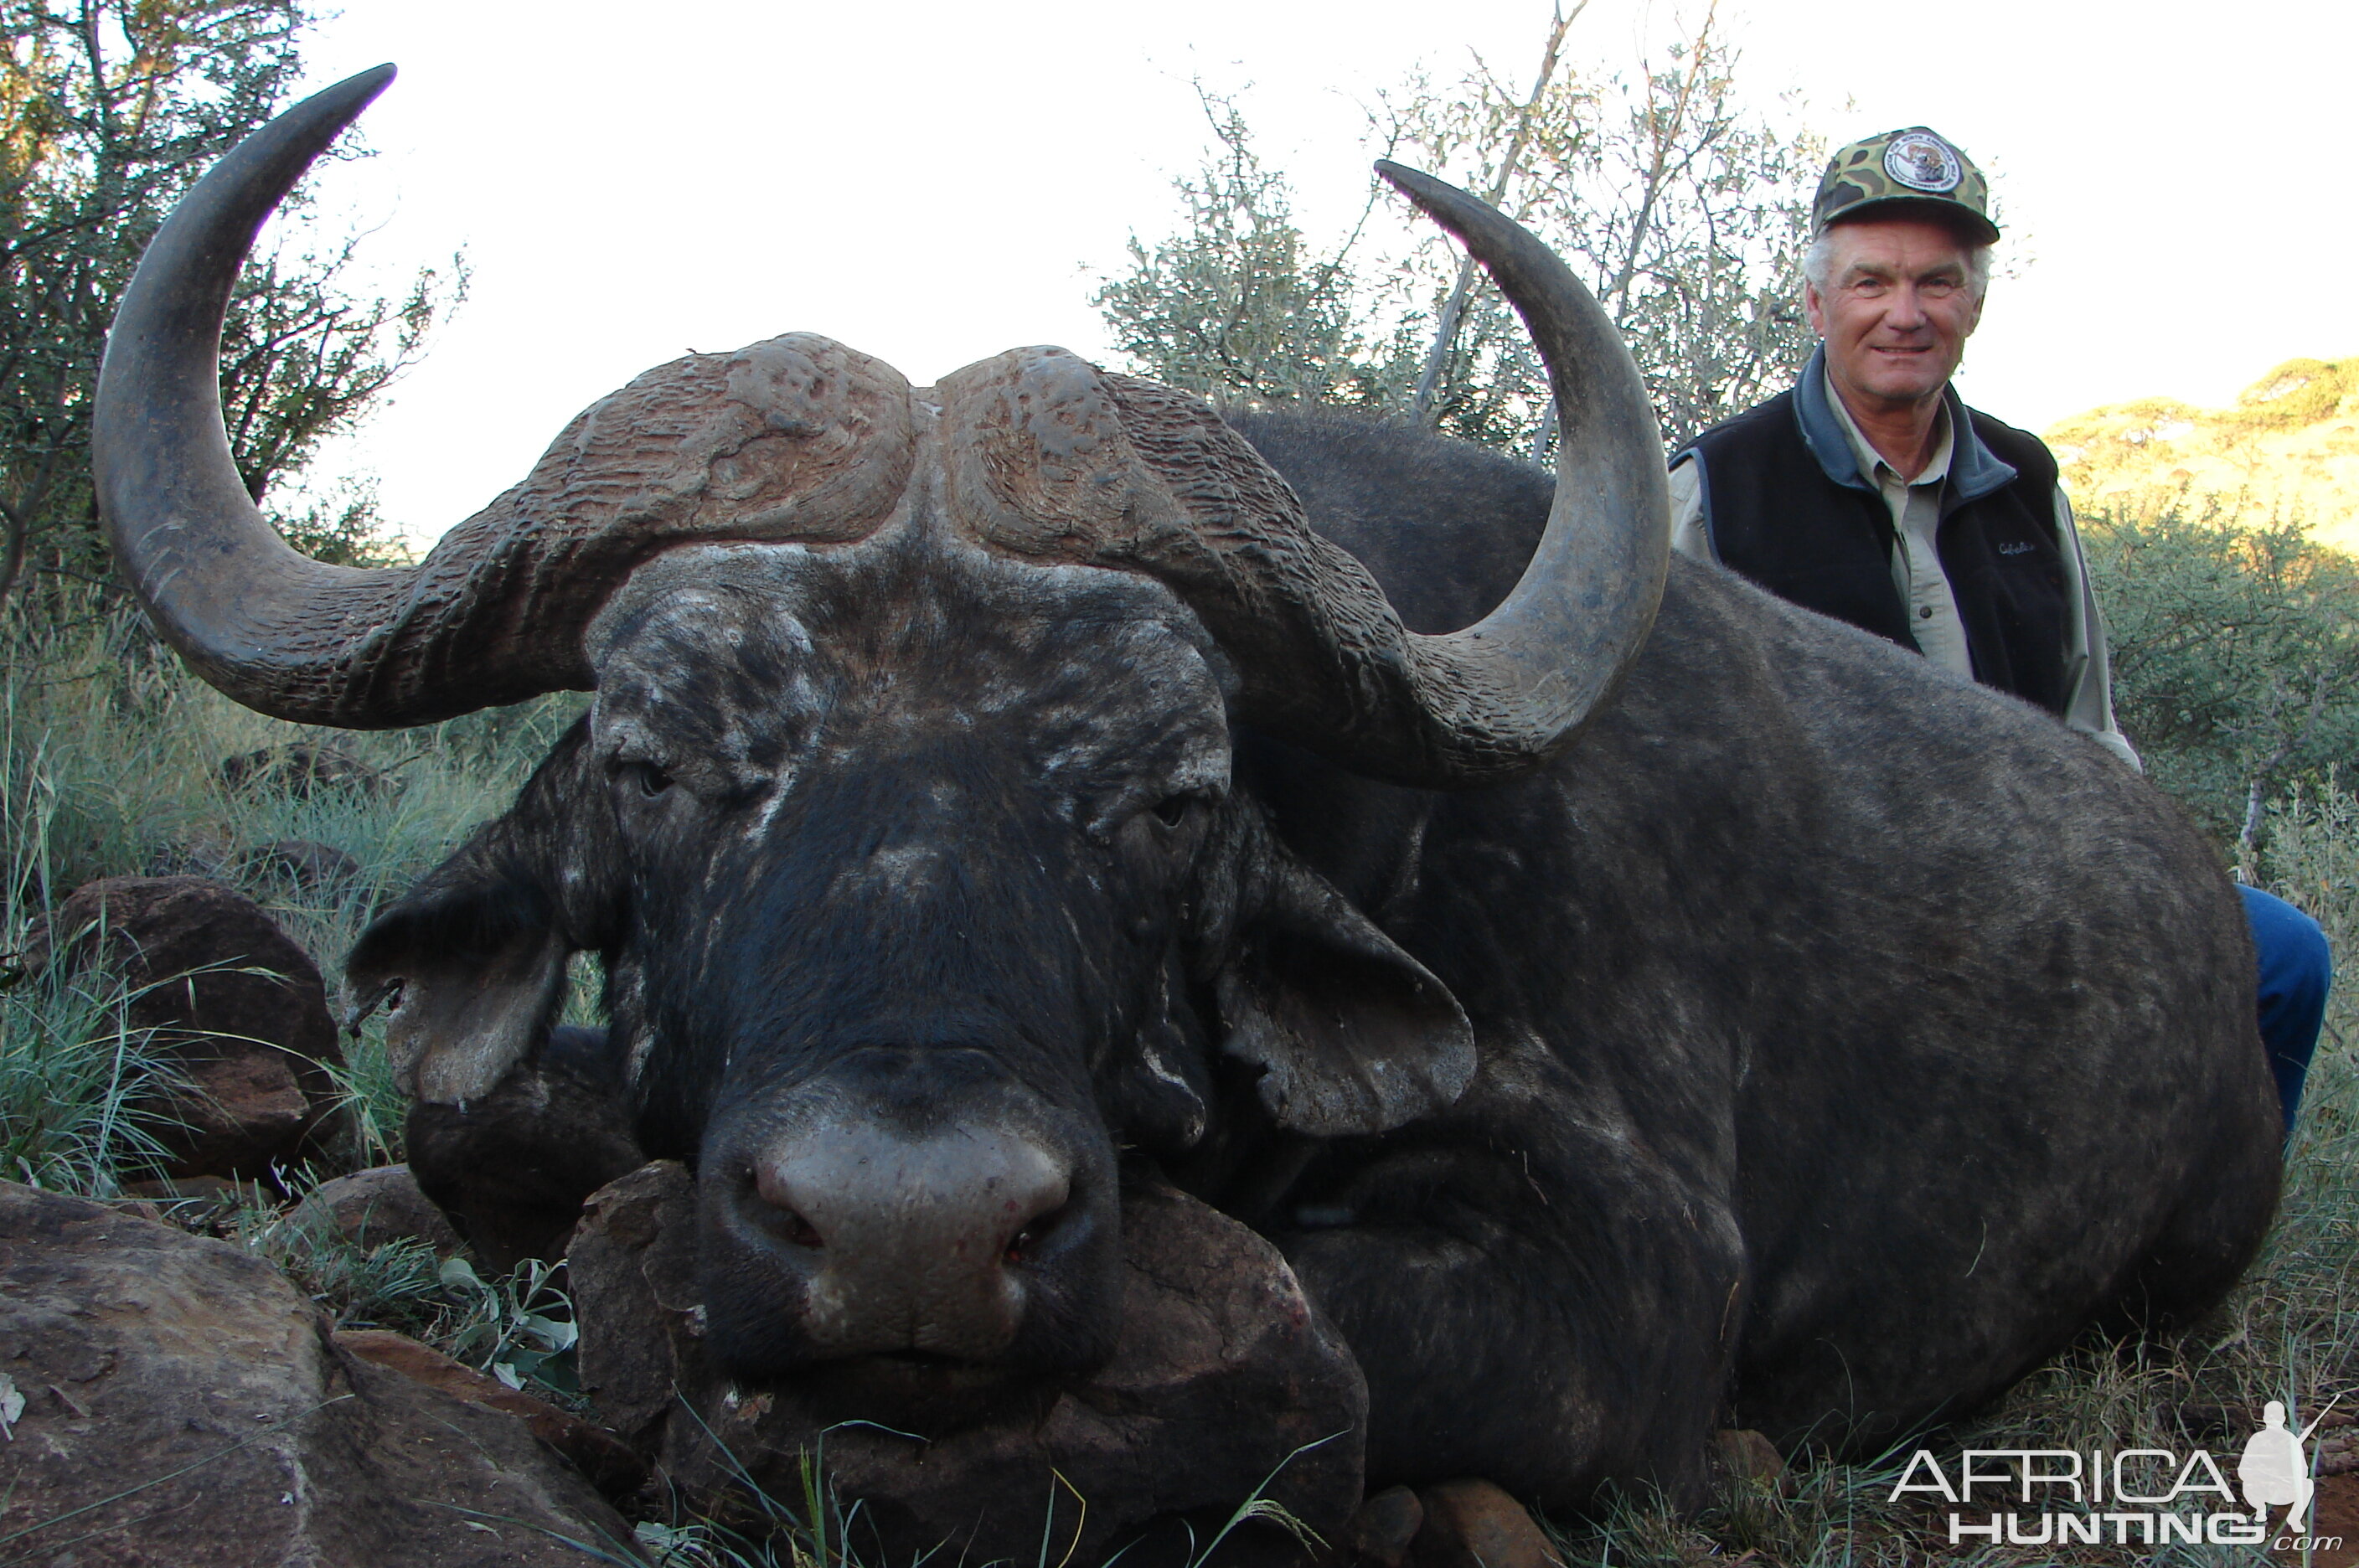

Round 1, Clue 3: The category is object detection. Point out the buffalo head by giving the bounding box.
[94,67,1669,1386]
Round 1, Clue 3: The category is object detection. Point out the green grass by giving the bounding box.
[0,589,585,1175]
[0,957,191,1197]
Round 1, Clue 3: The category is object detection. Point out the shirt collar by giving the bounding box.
[1822,363,1953,488]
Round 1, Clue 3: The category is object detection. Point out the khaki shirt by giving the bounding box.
[1668,372,2140,771]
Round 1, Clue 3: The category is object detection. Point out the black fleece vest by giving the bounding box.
[1683,388,2072,717]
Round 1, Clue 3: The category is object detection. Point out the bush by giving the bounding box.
[2083,503,2359,867]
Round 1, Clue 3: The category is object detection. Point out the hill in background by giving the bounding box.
[2046,358,2359,550]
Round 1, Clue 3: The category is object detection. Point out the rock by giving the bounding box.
[219,743,394,800]
[567,1163,699,1456]
[286,1164,463,1254]
[572,1161,1367,1565]
[1345,1484,1425,1567]
[49,876,345,1180]
[404,1027,645,1270]
[235,838,363,895]
[0,1180,635,1565]
[1710,1427,1788,1494]
[1408,1479,1562,1568]
[334,1328,648,1498]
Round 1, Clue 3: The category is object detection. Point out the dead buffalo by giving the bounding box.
[95,67,2278,1506]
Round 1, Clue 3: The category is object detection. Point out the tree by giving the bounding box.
[1096,5,1821,458]
[2083,504,2359,871]
[0,0,462,606]
[1093,91,1412,412]
[1390,3,1821,456]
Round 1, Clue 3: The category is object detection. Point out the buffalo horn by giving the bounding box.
[94,66,597,726]
[1092,165,1670,787]
[1338,161,1669,783]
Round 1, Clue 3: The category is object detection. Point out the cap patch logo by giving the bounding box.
[1884,132,1963,193]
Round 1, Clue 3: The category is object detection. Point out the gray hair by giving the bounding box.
[1803,228,1992,301]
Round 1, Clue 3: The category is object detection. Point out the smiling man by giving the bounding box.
[1669,126,2331,1132]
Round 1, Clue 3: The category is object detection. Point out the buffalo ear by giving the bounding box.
[346,857,570,1106]
[1215,854,1474,1137]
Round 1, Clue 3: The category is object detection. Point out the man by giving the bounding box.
[1669,126,2330,1131]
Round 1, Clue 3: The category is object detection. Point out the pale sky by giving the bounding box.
[284,0,2356,546]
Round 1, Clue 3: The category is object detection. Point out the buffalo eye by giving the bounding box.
[1150,793,1193,828]
[615,759,674,798]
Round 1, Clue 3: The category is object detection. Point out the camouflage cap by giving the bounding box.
[1813,126,1999,245]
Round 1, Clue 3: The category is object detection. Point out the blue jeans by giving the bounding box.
[2240,884,2333,1132]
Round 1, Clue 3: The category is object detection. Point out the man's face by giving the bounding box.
[1804,218,1985,413]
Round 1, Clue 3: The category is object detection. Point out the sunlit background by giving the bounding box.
[285,0,2356,548]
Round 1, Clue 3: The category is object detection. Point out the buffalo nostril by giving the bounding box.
[1000,1189,1074,1268]
[746,1166,826,1250]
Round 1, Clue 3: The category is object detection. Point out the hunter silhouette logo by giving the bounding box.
[2239,1399,2325,1532]
[1892,1398,2344,1550]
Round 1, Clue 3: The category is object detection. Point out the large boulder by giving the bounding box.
[572,1160,1367,1565]
[0,1181,635,1565]
[49,876,344,1179]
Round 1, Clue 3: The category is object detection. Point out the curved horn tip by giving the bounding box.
[1371,161,1503,245]
[333,61,399,96]
[1372,159,1448,202]
[303,62,399,124]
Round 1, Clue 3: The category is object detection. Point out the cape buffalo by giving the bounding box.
[95,68,2279,1507]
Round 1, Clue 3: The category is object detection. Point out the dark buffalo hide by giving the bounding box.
[95,71,2276,1518]
[354,412,2277,1508]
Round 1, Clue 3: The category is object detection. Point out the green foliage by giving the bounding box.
[432,1252,581,1397]
[242,1199,587,1406]
[1387,13,1821,455]
[1093,95,1416,413]
[0,653,191,1195]
[1095,8,1821,456]
[628,1435,870,1568]
[0,586,581,1191]
[254,1212,448,1330]
[0,959,188,1195]
[2083,504,2359,858]
[0,0,464,604]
